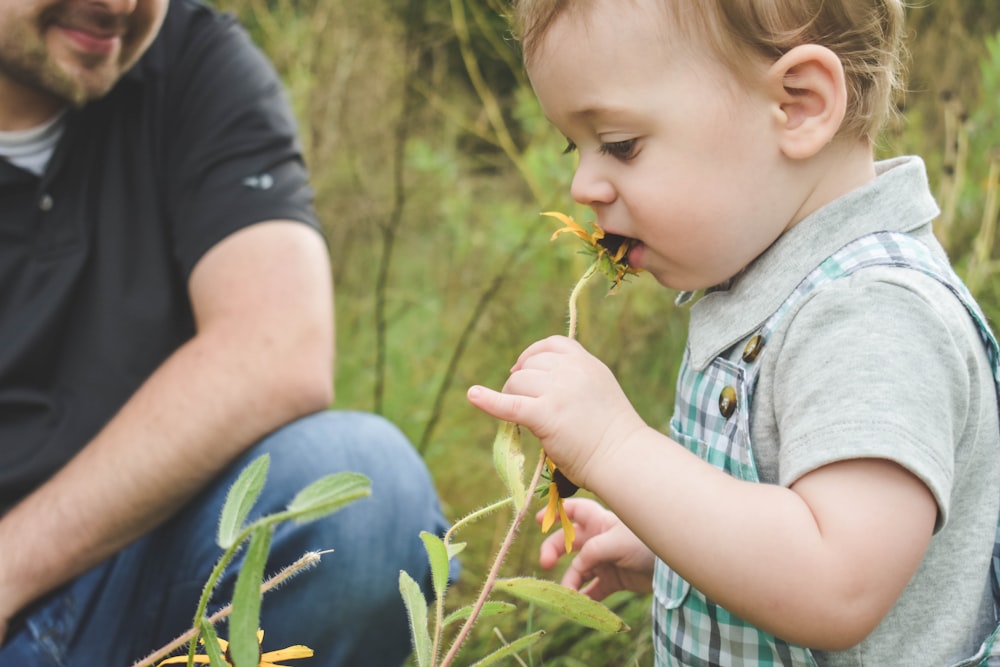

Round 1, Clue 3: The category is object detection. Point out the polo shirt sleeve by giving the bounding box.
[162,11,319,278]
[769,269,987,528]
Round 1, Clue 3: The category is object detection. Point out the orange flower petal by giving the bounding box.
[156,657,212,665]
[543,211,594,244]
[262,645,315,660]
[558,499,577,554]
[541,483,559,533]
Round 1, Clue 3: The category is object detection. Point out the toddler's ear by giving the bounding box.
[767,44,848,160]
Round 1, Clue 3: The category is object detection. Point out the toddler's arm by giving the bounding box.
[467,335,936,650]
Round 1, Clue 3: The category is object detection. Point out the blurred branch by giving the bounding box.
[411,79,505,148]
[374,0,425,413]
[448,0,542,201]
[418,1,543,452]
[935,95,968,255]
[470,0,525,85]
[967,153,1000,295]
[418,228,536,453]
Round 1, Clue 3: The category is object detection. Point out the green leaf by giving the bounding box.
[447,541,467,559]
[492,421,528,511]
[228,527,272,667]
[420,531,450,601]
[494,577,630,633]
[442,600,516,628]
[199,621,230,667]
[399,570,433,667]
[471,629,546,666]
[217,454,270,549]
[286,472,371,524]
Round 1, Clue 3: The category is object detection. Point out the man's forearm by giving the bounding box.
[0,222,334,627]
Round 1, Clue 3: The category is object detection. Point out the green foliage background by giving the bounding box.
[212,1,1000,663]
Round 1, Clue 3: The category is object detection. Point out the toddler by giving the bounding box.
[467,1,1000,664]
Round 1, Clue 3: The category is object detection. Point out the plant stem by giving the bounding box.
[130,551,325,666]
[432,499,516,661]
[567,261,601,341]
[435,257,602,665]
[445,497,514,543]
[439,452,548,667]
[176,512,296,665]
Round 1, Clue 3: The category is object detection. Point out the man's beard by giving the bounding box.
[0,36,95,108]
[0,4,132,109]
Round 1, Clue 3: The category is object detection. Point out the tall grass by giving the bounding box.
[213,1,1000,663]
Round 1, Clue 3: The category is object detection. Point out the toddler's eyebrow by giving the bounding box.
[566,104,636,121]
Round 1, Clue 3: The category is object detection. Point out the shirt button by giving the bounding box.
[719,386,737,418]
[742,334,765,363]
[38,193,54,211]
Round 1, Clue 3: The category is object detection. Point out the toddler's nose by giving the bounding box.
[570,160,616,207]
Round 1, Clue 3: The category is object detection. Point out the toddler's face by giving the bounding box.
[527,0,806,291]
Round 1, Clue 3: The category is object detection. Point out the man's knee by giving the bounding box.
[245,410,441,517]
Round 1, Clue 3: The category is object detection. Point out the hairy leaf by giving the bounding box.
[399,570,433,667]
[229,527,272,667]
[286,472,371,524]
[492,421,527,510]
[420,531,451,601]
[217,454,269,549]
[471,630,545,666]
[494,577,630,633]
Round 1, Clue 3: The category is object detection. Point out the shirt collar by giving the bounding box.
[684,155,940,370]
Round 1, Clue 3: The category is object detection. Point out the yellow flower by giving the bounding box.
[543,211,642,292]
[541,458,577,554]
[157,629,313,667]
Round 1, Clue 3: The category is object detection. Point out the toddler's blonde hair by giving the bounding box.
[512,0,906,142]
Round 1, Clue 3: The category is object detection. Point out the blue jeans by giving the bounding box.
[0,411,452,666]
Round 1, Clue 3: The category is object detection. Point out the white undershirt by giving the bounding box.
[0,112,67,176]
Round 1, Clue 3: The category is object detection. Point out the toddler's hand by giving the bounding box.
[537,498,654,600]
[466,335,646,489]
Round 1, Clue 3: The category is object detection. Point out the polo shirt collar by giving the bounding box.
[684,155,940,370]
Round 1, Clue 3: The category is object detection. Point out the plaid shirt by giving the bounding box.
[653,232,1000,666]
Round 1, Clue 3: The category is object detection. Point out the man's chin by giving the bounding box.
[39,64,119,107]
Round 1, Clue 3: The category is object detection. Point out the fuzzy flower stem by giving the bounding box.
[444,497,515,543]
[438,256,603,666]
[130,551,325,667]
[567,260,601,341]
[440,453,548,667]
[432,496,517,662]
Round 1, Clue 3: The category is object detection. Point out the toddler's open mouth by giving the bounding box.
[597,233,640,269]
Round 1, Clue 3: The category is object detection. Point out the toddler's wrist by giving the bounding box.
[582,415,652,490]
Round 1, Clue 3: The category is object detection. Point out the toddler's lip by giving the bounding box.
[625,241,645,270]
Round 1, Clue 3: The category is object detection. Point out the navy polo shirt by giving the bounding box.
[0,0,319,510]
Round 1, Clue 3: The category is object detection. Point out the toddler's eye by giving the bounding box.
[562,140,577,155]
[600,139,638,160]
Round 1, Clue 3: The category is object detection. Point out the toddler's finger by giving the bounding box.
[539,529,569,569]
[559,555,594,593]
[466,385,524,423]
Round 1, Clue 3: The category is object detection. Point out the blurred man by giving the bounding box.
[0,1,448,664]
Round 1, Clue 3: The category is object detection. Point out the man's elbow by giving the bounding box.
[270,333,335,416]
[289,367,334,414]
[286,349,335,413]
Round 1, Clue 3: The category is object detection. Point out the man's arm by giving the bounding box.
[0,221,333,637]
